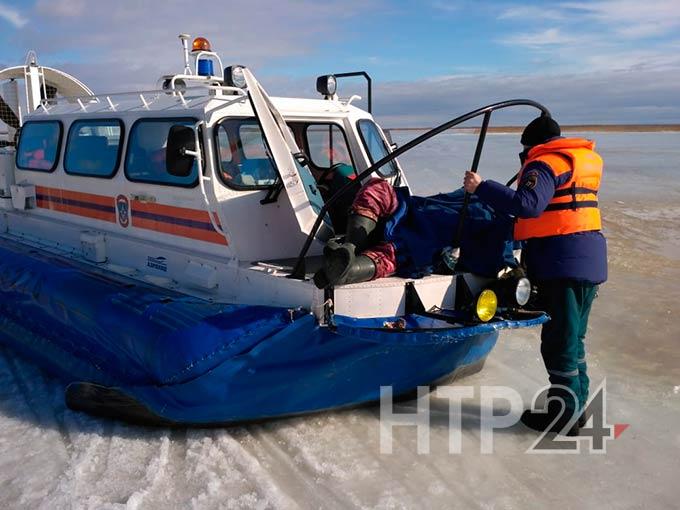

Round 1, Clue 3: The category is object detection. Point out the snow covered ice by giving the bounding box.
[1,132,679,509]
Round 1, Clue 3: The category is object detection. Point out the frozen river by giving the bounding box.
[1,132,679,509]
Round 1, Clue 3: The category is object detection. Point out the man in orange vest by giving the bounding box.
[464,115,607,436]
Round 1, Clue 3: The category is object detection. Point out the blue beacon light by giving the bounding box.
[192,37,214,77]
[198,59,214,76]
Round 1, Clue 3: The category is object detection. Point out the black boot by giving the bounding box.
[314,254,376,289]
[313,239,348,289]
[520,409,580,436]
[344,214,378,250]
[337,255,376,285]
[316,215,377,288]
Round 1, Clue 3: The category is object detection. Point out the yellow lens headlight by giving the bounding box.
[476,289,498,322]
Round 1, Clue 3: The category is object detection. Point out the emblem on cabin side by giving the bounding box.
[116,194,130,228]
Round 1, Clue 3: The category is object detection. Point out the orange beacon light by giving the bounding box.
[192,37,211,52]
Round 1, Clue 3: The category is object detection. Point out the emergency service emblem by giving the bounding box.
[116,194,130,228]
[523,170,538,190]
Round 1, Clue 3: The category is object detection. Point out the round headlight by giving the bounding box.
[476,289,498,322]
[224,65,246,88]
[316,74,337,96]
[231,66,246,88]
[326,75,337,95]
[515,277,531,306]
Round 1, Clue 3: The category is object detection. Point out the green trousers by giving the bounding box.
[535,280,598,412]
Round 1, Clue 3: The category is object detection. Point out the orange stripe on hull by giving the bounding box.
[36,198,117,223]
[131,200,220,225]
[131,216,227,245]
[33,185,227,246]
[36,185,115,208]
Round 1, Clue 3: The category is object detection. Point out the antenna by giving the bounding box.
[178,34,192,75]
[25,50,37,66]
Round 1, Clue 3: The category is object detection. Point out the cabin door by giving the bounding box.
[242,69,332,240]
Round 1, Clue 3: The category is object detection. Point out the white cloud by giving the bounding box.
[0,3,27,28]
[371,67,680,126]
[9,0,381,93]
[431,1,462,13]
[500,1,680,41]
[36,0,86,18]
[498,6,565,21]
[497,0,680,77]
[562,0,680,39]
[1,0,677,126]
[500,28,580,48]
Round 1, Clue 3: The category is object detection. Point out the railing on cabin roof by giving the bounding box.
[38,75,246,114]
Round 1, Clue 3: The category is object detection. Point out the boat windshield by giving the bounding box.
[357,119,398,177]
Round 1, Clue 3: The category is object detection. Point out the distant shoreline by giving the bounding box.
[385,124,680,133]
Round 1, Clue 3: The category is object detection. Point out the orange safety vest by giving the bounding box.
[514,138,602,241]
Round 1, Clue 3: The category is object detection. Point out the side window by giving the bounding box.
[125,118,197,187]
[357,119,398,177]
[16,121,62,172]
[215,118,278,189]
[305,124,354,170]
[64,119,123,177]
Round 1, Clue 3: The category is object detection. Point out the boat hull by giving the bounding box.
[0,236,546,425]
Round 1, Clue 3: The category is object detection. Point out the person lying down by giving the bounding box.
[313,177,516,289]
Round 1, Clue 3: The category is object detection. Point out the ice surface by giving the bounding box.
[1,132,679,509]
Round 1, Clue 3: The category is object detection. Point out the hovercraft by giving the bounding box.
[0,36,547,425]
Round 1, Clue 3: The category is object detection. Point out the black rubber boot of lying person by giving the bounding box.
[313,239,345,289]
[344,214,378,250]
[323,240,356,287]
[316,215,378,289]
[324,214,377,261]
[314,253,376,289]
[313,268,331,289]
[313,239,357,289]
[334,255,376,286]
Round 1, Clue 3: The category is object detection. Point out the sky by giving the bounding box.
[0,0,679,127]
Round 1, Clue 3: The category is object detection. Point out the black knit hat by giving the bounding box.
[521,115,561,147]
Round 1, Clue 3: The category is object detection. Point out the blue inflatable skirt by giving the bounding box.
[0,237,546,425]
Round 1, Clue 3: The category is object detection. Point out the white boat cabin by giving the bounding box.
[0,36,480,320]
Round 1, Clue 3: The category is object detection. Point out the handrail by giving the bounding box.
[39,84,246,111]
[334,71,372,113]
[288,98,551,279]
[192,120,227,240]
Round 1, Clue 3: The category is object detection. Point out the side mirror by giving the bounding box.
[166,125,196,177]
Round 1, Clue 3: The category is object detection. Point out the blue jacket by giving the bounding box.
[475,158,607,284]
[383,187,516,278]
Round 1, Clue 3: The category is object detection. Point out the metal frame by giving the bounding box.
[39,84,246,114]
[288,99,551,279]
[192,51,224,79]
[333,72,372,113]
[190,120,228,241]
